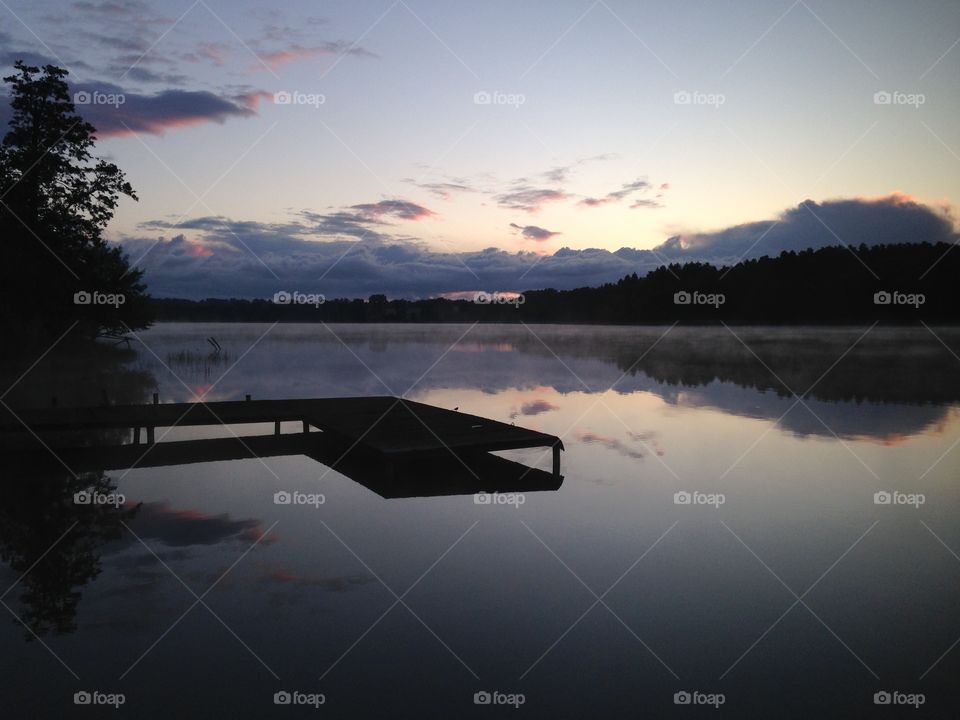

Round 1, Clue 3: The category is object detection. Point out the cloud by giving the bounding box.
[259,42,375,69]
[651,193,956,263]
[350,199,437,221]
[631,198,663,209]
[542,166,569,183]
[608,179,651,200]
[71,0,148,15]
[580,177,656,207]
[119,194,957,299]
[181,41,231,66]
[65,82,270,136]
[404,180,476,199]
[495,187,569,212]
[509,223,561,241]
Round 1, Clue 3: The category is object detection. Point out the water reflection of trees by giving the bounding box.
[609,330,960,406]
[1,338,155,411]
[0,471,138,638]
[0,341,153,638]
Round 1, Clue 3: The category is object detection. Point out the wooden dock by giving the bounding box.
[0,396,564,479]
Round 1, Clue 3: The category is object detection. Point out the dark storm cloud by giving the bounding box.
[119,194,957,299]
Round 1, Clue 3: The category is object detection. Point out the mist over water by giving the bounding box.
[2,323,958,718]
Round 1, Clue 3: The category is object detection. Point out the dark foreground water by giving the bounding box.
[2,323,959,718]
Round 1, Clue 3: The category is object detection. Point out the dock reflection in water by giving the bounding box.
[1,324,958,719]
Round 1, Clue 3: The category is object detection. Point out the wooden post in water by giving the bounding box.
[274,421,281,436]
[302,421,309,434]
[553,443,561,477]
[147,426,155,444]
[153,393,159,404]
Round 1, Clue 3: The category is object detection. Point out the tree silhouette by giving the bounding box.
[0,61,152,344]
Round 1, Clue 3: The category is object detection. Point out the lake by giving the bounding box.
[2,323,959,718]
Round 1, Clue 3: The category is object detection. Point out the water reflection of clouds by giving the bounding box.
[510,399,560,419]
[119,501,276,548]
[575,430,656,460]
[135,324,960,442]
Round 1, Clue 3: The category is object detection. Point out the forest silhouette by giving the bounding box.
[152,241,959,325]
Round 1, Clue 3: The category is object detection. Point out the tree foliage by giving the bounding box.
[0,61,152,343]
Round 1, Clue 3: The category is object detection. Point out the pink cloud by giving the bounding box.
[351,200,436,221]
[185,241,213,257]
[258,43,376,70]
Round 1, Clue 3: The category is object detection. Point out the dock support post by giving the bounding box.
[246,394,251,401]
[153,392,158,404]
[147,426,155,444]
[274,421,281,436]
[302,421,309,434]
[133,427,140,444]
[552,443,561,477]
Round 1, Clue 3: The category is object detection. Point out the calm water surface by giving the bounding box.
[2,323,959,718]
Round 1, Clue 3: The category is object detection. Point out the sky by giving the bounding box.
[0,0,958,298]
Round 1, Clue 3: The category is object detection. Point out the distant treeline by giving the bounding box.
[150,242,959,324]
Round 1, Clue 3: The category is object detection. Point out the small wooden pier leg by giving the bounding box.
[552,443,561,477]
[133,427,140,444]
[274,421,281,436]
[302,421,309,434]
[146,426,155,444]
